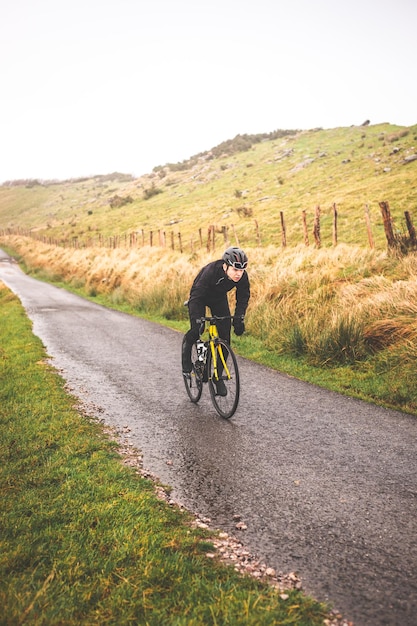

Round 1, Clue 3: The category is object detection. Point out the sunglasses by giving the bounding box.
[229,261,248,270]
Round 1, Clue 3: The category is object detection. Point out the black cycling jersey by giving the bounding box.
[188,259,250,319]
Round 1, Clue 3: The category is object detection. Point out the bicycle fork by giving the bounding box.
[210,340,232,382]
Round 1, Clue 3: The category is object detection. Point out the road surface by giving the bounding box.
[1,249,416,626]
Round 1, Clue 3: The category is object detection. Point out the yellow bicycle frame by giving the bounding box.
[207,319,232,382]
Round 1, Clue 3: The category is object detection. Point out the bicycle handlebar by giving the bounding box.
[196,315,235,324]
[184,299,244,327]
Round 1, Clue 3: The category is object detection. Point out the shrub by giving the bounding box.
[284,324,307,357]
[309,317,367,366]
[143,184,163,200]
[109,195,133,208]
[236,206,253,217]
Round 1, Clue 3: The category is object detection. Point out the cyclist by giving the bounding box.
[182,246,250,395]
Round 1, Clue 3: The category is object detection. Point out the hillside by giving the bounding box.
[1,123,416,250]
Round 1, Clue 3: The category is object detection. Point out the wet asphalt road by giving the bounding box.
[1,249,416,626]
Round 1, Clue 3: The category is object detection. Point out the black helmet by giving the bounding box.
[222,246,248,270]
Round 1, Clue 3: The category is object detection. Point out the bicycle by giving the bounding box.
[182,315,240,419]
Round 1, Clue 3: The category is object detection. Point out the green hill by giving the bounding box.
[1,123,416,250]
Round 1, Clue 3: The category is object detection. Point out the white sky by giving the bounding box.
[1,0,416,183]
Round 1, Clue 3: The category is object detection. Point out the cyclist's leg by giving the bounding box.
[182,328,196,374]
[182,300,205,373]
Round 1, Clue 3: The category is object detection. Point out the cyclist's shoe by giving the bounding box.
[183,371,191,380]
[215,378,227,396]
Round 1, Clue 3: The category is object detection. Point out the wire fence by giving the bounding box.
[1,201,416,254]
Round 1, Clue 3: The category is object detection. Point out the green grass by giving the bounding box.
[0,285,331,625]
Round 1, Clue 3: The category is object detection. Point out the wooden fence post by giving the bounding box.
[379,201,396,248]
[313,205,321,248]
[231,224,240,246]
[365,204,374,249]
[302,210,309,246]
[178,232,183,253]
[332,203,338,246]
[222,225,228,246]
[404,211,417,247]
[280,211,286,247]
[199,228,203,248]
[171,231,175,250]
[207,225,215,252]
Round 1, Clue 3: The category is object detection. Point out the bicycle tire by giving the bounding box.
[182,338,203,403]
[207,339,240,419]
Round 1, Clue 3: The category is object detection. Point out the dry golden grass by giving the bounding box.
[3,234,417,410]
[4,235,417,355]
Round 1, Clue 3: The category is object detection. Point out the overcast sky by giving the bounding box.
[1,0,416,183]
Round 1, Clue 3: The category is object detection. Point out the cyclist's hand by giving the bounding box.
[233,318,245,336]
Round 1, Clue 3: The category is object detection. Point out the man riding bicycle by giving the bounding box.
[182,247,250,395]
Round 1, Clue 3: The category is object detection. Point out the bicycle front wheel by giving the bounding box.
[207,339,240,419]
[182,338,203,403]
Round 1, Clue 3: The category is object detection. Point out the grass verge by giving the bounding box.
[0,283,331,625]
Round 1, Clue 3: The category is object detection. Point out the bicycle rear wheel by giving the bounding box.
[207,339,240,419]
[182,338,203,403]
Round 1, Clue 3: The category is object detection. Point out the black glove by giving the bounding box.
[233,317,245,336]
